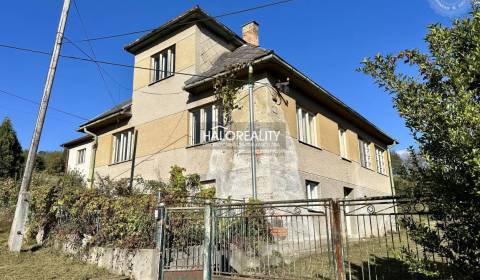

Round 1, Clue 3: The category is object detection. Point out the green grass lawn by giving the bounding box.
[0,210,125,280]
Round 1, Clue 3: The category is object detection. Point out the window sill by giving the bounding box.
[186,139,221,149]
[341,157,351,163]
[148,74,174,86]
[109,159,132,166]
[360,165,375,172]
[376,171,389,177]
[298,140,321,151]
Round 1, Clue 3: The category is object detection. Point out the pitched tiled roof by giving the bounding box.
[185,45,272,86]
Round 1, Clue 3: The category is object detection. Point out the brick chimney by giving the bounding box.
[242,21,259,46]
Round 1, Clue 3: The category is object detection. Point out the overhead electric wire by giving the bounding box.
[70,0,295,43]
[71,0,117,106]
[65,38,184,96]
[0,43,266,84]
[0,89,88,120]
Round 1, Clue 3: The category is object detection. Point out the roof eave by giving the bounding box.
[61,135,93,148]
[77,111,131,132]
[268,54,397,145]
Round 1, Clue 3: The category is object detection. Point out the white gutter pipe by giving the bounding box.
[83,127,98,188]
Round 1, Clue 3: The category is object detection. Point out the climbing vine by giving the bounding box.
[212,62,248,125]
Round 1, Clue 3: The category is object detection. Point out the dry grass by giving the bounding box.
[250,232,446,280]
[0,210,125,280]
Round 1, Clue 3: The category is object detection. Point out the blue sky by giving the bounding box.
[0,0,467,151]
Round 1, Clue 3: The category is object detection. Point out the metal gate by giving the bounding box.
[156,197,449,280]
[158,206,206,280]
[213,199,335,279]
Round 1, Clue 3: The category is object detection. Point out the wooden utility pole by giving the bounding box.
[8,0,71,252]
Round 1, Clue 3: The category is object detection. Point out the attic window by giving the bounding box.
[151,45,175,83]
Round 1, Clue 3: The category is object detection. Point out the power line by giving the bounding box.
[71,0,294,43]
[0,88,88,120]
[65,38,185,96]
[0,43,259,83]
[71,0,117,106]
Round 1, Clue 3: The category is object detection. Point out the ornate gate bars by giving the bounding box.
[156,196,448,280]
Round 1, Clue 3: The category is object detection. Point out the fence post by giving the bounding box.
[156,202,166,280]
[203,201,213,280]
[330,199,345,280]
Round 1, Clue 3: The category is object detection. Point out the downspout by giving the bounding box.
[387,142,398,218]
[83,127,98,188]
[387,142,397,197]
[248,63,257,199]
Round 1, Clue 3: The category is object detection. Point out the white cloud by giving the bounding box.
[395,149,410,161]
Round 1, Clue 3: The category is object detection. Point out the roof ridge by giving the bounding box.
[124,6,245,54]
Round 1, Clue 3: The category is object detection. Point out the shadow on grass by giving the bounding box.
[347,257,459,280]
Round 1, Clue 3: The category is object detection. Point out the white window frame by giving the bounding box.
[189,104,223,145]
[339,128,348,159]
[375,146,386,174]
[76,148,86,165]
[359,138,372,169]
[151,45,175,83]
[297,106,317,147]
[112,129,134,164]
[306,180,320,211]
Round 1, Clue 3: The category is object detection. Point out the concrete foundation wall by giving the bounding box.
[59,241,160,280]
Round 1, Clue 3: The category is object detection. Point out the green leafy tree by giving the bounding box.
[359,3,480,278]
[41,151,65,175]
[0,118,23,178]
[390,151,403,175]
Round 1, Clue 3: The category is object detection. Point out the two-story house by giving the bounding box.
[62,6,396,201]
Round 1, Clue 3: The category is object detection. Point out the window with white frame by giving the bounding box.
[339,128,348,159]
[306,180,320,211]
[77,148,86,165]
[189,104,224,145]
[112,129,134,163]
[151,45,175,83]
[375,146,386,174]
[297,106,317,146]
[359,138,372,168]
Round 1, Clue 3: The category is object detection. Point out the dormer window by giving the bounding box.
[151,45,175,83]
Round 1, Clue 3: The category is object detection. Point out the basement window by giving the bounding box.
[359,138,372,169]
[151,45,175,83]
[306,180,321,211]
[189,104,224,145]
[112,129,134,164]
[297,106,317,146]
[77,148,86,165]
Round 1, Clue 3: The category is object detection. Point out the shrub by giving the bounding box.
[0,177,19,209]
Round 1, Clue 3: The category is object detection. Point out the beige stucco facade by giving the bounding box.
[64,9,395,202]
